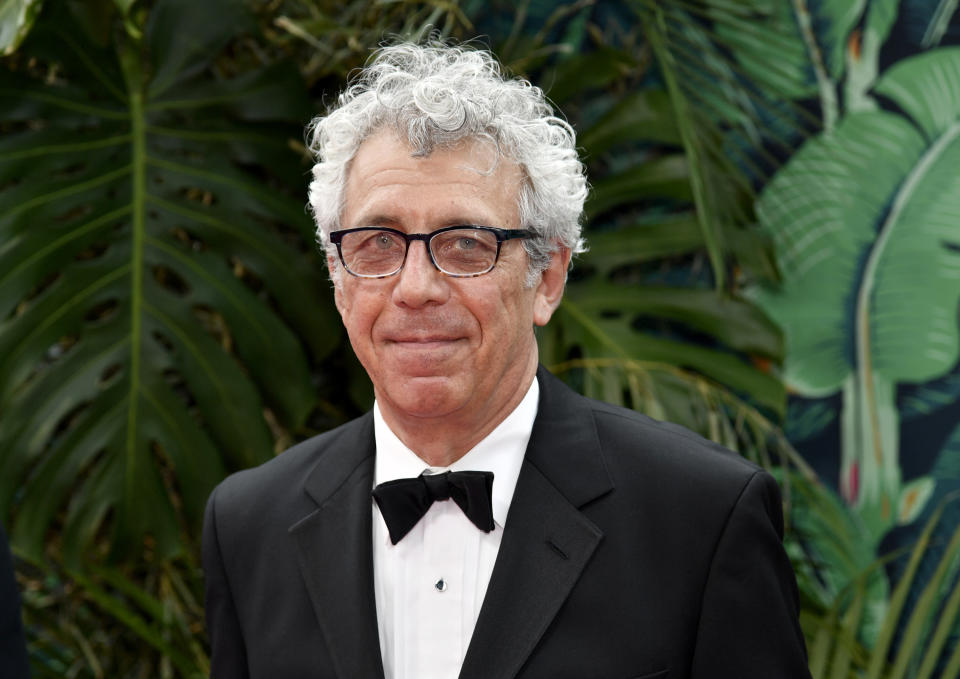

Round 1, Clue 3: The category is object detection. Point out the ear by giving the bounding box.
[533,246,571,327]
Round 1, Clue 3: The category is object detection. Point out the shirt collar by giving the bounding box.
[373,377,539,528]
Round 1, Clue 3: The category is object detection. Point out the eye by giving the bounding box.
[455,236,477,250]
[352,230,401,252]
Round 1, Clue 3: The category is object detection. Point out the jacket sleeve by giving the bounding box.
[203,484,251,679]
[0,523,30,679]
[690,470,811,678]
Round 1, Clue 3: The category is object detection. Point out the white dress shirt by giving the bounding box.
[371,378,539,679]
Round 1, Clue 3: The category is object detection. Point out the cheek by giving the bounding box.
[340,287,390,341]
[335,278,384,321]
[479,297,532,344]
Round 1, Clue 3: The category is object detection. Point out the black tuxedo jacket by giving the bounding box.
[203,367,810,678]
[1,523,30,679]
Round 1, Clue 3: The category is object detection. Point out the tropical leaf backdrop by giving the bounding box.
[1,0,959,677]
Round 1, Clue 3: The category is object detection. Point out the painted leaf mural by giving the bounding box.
[751,47,960,544]
[712,0,863,127]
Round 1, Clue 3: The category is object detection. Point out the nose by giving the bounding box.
[392,240,449,308]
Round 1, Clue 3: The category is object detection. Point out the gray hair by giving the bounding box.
[306,41,588,285]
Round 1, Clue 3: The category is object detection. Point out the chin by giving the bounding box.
[382,378,466,420]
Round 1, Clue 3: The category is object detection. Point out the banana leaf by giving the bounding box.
[750,47,960,542]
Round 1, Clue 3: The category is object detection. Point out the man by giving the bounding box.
[203,42,811,678]
[1,523,30,678]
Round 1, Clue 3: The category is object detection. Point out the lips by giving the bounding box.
[376,315,472,351]
[379,334,466,377]
[380,320,469,345]
[386,336,461,343]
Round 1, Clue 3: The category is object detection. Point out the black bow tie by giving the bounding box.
[372,470,495,545]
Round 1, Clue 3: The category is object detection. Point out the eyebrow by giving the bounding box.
[350,214,400,228]
[349,215,495,230]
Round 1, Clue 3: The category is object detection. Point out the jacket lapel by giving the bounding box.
[289,414,386,679]
[459,368,613,679]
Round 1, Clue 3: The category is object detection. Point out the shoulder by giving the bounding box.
[207,412,373,524]
[537,369,771,515]
[556,384,787,549]
[541,368,760,479]
[590,396,759,479]
[596,398,766,506]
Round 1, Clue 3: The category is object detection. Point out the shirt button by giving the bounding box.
[435,578,447,592]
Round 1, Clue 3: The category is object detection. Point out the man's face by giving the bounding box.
[332,131,568,436]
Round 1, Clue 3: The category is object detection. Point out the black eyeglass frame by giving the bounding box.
[329,225,536,278]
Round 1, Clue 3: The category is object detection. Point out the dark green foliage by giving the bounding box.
[0,0,340,572]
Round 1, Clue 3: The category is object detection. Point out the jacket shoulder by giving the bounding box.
[209,412,373,520]
[590,396,759,476]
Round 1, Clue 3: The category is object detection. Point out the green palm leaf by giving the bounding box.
[788,472,890,653]
[708,0,864,127]
[795,489,960,677]
[629,0,832,290]
[0,0,338,565]
[507,7,791,435]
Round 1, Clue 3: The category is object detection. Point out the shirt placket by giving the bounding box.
[417,502,467,678]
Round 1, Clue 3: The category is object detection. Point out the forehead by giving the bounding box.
[342,131,524,229]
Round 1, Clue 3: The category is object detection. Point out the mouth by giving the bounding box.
[386,336,461,344]
[379,334,468,377]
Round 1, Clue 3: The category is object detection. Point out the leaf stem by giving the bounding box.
[852,121,960,529]
[789,0,837,130]
[120,42,146,525]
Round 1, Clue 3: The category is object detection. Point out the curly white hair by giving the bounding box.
[306,41,588,285]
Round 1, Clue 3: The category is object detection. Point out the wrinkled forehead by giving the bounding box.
[340,133,522,238]
[342,130,525,222]
[354,125,521,177]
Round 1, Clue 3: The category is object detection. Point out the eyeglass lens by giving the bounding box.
[339,228,501,276]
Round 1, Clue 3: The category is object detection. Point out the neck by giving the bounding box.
[378,365,537,467]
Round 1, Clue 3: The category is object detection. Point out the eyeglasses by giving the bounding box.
[329,225,535,278]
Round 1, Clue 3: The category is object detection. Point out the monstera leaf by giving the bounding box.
[750,48,960,543]
[0,0,339,565]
